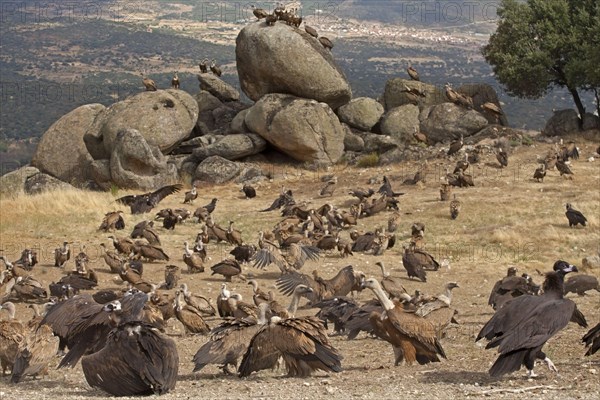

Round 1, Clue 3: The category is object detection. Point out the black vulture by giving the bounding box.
[476,261,587,378]
[82,321,178,396]
[564,274,599,296]
[116,184,183,214]
[583,322,600,356]
[565,203,587,227]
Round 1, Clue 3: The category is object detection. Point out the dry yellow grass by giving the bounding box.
[0,139,599,398]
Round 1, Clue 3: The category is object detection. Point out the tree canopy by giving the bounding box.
[483,0,600,118]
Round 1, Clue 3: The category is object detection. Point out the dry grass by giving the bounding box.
[1,139,599,399]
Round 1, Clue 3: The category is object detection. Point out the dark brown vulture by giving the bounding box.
[116,184,183,214]
[0,302,27,376]
[378,176,404,197]
[407,66,420,81]
[183,185,198,204]
[82,321,178,396]
[447,134,464,156]
[53,241,71,267]
[487,267,538,310]
[171,72,180,89]
[565,203,587,227]
[251,5,269,19]
[564,274,599,296]
[199,58,208,73]
[141,73,157,91]
[319,36,334,50]
[210,259,242,282]
[10,324,59,383]
[533,164,546,182]
[99,211,125,232]
[276,265,359,304]
[242,184,256,199]
[238,287,342,377]
[193,303,269,374]
[583,322,600,356]
[304,22,318,37]
[230,244,257,263]
[476,261,587,378]
[496,148,508,168]
[210,59,222,77]
[362,279,446,365]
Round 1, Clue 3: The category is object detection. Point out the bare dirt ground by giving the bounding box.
[1,138,599,399]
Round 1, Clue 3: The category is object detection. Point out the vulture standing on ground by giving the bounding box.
[82,319,179,396]
[449,195,461,220]
[174,290,210,335]
[242,184,256,199]
[193,303,269,374]
[376,261,406,299]
[564,274,599,296]
[496,148,508,168]
[10,324,59,383]
[53,241,71,267]
[487,267,538,310]
[533,164,546,182]
[476,261,587,378]
[0,302,26,376]
[99,211,125,232]
[362,279,446,365]
[210,259,242,282]
[238,286,342,377]
[116,184,183,214]
[583,323,600,356]
[447,135,464,156]
[565,203,587,227]
[184,185,198,204]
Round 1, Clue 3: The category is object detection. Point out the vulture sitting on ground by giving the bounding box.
[487,267,539,310]
[476,261,587,378]
[82,319,179,396]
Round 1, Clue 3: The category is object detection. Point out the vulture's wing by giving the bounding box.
[237,325,281,377]
[148,184,183,207]
[276,271,318,297]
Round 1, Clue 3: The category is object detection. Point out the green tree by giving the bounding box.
[483,0,600,118]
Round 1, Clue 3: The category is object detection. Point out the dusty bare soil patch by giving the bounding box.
[1,139,599,399]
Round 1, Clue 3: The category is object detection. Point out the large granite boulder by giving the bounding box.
[0,166,40,198]
[337,97,384,131]
[194,155,242,184]
[236,22,352,109]
[382,79,446,110]
[109,129,178,190]
[24,172,74,195]
[420,103,489,142]
[244,94,345,164]
[197,74,240,102]
[186,133,267,163]
[543,109,581,136]
[380,104,420,141]
[31,104,105,186]
[98,89,198,154]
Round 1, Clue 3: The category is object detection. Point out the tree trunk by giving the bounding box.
[594,88,600,117]
[566,85,586,126]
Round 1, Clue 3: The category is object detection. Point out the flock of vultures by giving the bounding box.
[1,138,599,397]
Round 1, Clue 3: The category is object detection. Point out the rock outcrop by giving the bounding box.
[236,22,352,109]
[337,97,384,131]
[109,129,178,190]
[186,134,267,163]
[245,94,345,164]
[98,89,198,154]
[420,103,489,142]
[31,104,105,186]
[382,79,446,110]
[379,104,420,142]
[543,109,581,136]
[197,74,240,102]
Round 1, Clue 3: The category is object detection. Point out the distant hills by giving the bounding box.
[0,1,589,147]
